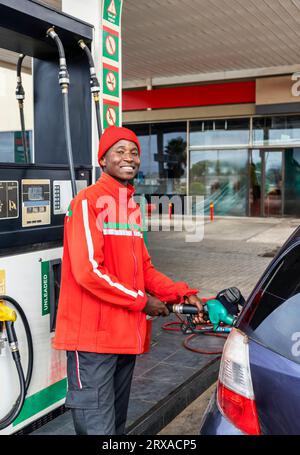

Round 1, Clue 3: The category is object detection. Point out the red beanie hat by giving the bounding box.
[98,126,141,164]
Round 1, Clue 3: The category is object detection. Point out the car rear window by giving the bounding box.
[239,242,300,364]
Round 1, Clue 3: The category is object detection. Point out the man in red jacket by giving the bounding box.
[54,126,204,435]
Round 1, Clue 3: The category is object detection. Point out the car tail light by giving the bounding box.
[217,328,261,435]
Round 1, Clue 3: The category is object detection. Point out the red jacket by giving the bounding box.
[53,173,198,354]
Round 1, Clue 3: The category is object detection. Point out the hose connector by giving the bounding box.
[5,321,20,360]
[15,84,25,101]
[46,26,56,40]
[78,39,86,50]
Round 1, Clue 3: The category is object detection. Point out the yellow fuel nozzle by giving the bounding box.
[0,301,17,322]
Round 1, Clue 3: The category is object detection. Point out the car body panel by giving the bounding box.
[249,339,300,435]
[199,389,244,435]
[200,226,300,435]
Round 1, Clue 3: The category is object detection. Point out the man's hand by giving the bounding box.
[184,295,205,324]
[143,295,169,317]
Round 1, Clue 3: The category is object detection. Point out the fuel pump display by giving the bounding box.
[22,180,50,227]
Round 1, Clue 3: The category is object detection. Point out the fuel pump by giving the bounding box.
[0,0,94,434]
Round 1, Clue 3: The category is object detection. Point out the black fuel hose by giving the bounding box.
[0,295,33,430]
[16,54,25,78]
[78,39,102,140]
[16,54,30,164]
[78,39,94,68]
[62,91,76,194]
[46,27,77,198]
[95,100,102,139]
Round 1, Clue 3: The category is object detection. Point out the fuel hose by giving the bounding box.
[16,54,30,164]
[0,296,33,430]
[164,303,228,355]
[78,39,102,140]
[46,27,77,198]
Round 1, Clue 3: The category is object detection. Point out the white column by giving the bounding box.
[62,0,103,182]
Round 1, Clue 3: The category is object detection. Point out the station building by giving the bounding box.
[121,1,300,217]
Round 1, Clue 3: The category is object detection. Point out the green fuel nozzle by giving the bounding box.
[204,299,235,331]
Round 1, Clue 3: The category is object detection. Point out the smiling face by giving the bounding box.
[99,139,140,185]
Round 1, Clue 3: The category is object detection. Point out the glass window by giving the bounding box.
[128,122,187,195]
[190,118,250,147]
[189,149,248,216]
[253,116,300,146]
[249,150,262,217]
[0,50,33,163]
[124,123,150,190]
[240,243,300,365]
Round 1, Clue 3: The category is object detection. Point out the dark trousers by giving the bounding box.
[65,351,136,435]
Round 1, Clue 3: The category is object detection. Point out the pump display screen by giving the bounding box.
[28,186,43,201]
[22,179,50,228]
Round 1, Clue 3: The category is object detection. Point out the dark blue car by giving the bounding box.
[200,226,300,435]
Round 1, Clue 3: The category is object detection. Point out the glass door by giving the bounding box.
[249,150,283,217]
[249,150,262,216]
[189,149,248,216]
[263,150,283,217]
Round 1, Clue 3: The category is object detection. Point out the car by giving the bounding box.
[200,225,300,435]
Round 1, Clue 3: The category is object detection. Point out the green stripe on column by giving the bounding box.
[13,378,67,426]
[41,261,50,316]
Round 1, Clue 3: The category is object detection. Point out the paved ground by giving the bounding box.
[147,216,298,300]
[145,216,299,434]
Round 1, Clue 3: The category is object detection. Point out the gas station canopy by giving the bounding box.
[122,0,300,88]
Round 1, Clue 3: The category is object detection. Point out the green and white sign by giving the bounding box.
[103,0,122,27]
[101,0,123,128]
[103,102,120,129]
[103,30,119,62]
[103,66,119,97]
[41,261,50,316]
